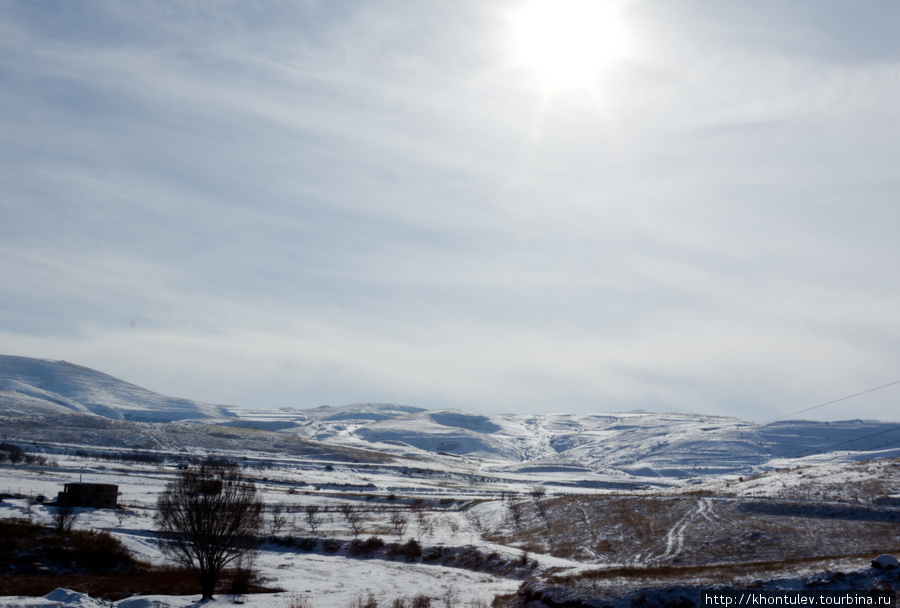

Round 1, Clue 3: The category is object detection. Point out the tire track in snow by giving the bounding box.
[651,497,709,563]
[698,497,721,523]
[572,496,602,560]
[661,506,693,560]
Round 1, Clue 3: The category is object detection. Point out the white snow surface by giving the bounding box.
[0,588,108,608]
[0,355,235,422]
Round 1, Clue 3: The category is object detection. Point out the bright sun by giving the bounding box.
[512,0,626,91]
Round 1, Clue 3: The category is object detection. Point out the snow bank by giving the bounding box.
[872,554,899,570]
[0,588,108,608]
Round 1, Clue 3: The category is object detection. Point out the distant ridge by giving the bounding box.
[0,355,235,422]
[3,355,900,481]
[284,406,900,477]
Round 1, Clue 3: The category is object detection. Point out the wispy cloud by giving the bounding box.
[2,0,899,421]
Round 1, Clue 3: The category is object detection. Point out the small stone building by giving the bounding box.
[56,483,119,509]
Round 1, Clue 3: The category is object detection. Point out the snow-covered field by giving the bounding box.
[0,455,523,608]
[2,445,899,608]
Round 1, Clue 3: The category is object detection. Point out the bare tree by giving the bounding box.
[530,486,546,500]
[270,503,288,536]
[388,511,409,537]
[156,465,263,600]
[414,508,433,542]
[446,515,459,536]
[508,501,523,531]
[339,504,365,537]
[52,505,78,534]
[304,505,324,532]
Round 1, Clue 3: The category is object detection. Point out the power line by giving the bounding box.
[794,424,900,459]
[869,436,900,451]
[761,378,900,425]
[757,378,900,459]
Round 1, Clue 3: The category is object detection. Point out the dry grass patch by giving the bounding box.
[482,494,900,568]
[547,549,900,588]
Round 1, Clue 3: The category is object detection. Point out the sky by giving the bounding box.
[2,0,900,422]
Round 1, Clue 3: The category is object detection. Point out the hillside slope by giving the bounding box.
[247,403,900,479]
[0,355,234,422]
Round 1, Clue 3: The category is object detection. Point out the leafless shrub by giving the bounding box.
[415,509,434,541]
[412,596,432,608]
[389,511,409,537]
[270,503,288,536]
[227,553,258,603]
[339,504,366,537]
[52,505,78,534]
[395,595,431,608]
[446,516,460,536]
[304,505,324,532]
[285,595,312,608]
[507,501,522,531]
[440,587,458,608]
[464,511,485,538]
[349,593,379,608]
[518,549,529,567]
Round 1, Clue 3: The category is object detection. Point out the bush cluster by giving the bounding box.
[270,535,319,552]
[0,443,48,466]
[274,536,423,562]
[420,545,532,577]
[390,596,432,608]
[71,448,164,465]
[334,590,498,608]
[0,518,138,575]
[348,536,385,558]
[384,539,422,562]
[294,537,318,552]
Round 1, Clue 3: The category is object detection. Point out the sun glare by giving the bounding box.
[512,0,626,91]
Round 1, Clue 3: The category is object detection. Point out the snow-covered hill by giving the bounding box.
[0,355,235,422]
[278,406,900,479]
[3,355,900,483]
